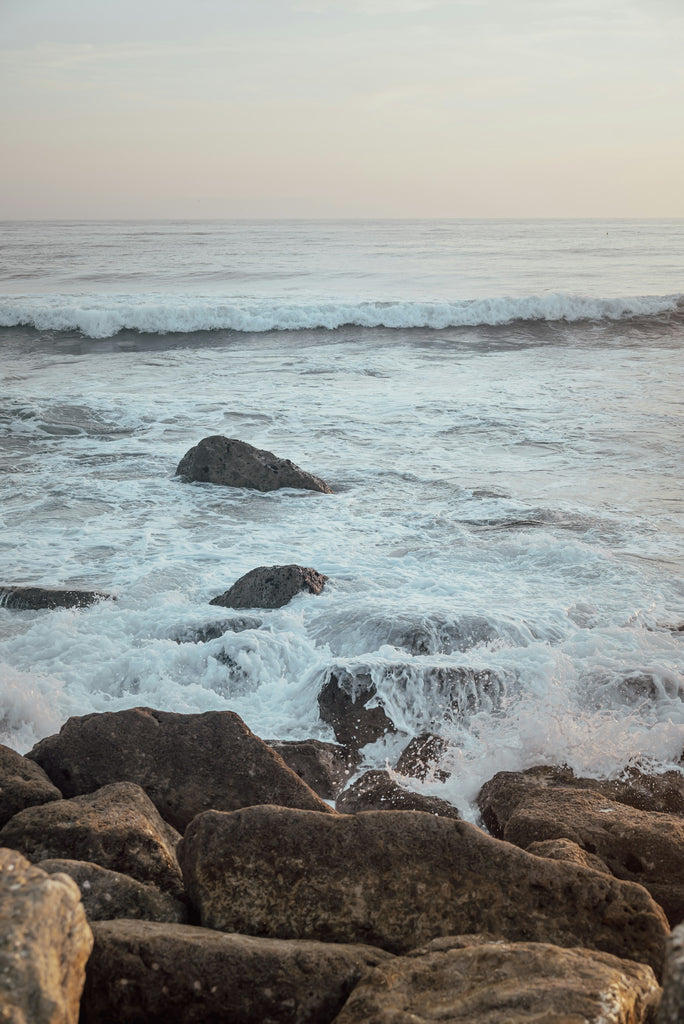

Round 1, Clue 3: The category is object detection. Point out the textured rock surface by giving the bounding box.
[173,616,262,644]
[80,919,391,1024]
[0,781,184,898]
[210,564,328,610]
[395,732,450,781]
[335,769,459,819]
[39,859,189,924]
[0,585,112,610]
[177,805,668,975]
[657,923,684,1024]
[0,848,93,1024]
[28,707,333,833]
[332,938,661,1024]
[0,743,62,829]
[317,670,396,749]
[266,739,359,801]
[526,837,611,875]
[175,435,332,493]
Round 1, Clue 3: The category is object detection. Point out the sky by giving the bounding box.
[1,0,683,219]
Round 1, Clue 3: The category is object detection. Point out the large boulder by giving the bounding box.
[177,805,668,976]
[80,919,392,1024]
[657,923,684,1024]
[335,769,460,819]
[266,739,359,801]
[332,937,661,1024]
[0,743,62,828]
[0,848,93,1024]
[0,781,184,898]
[0,585,112,610]
[210,564,328,610]
[27,707,334,833]
[39,859,189,924]
[175,435,332,493]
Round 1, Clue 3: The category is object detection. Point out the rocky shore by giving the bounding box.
[1,706,683,1023]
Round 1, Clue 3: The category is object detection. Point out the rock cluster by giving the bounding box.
[2,707,683,1021]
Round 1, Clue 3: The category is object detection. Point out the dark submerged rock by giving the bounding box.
[335,769,459,819]
[173,615,262,644]
[28,707,334,832]
[265,739,359,801]
[0,743,62,828]
[209,563,328,610]
[175,435,332,493]
[395,732,450,781]
[0,585,112,610]
[317,669,397,749]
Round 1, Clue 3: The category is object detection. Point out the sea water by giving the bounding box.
[0,219,682,819]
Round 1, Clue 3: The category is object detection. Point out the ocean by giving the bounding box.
[1,218,682,819]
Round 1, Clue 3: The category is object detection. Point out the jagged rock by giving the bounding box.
[0,848,93,1024]
[0,743,62,828]
[501,786,684,926]
[336,769,459,819]
[173,616,262,644]
[175,435,332,493]
[210,564,328,610]
[317,670,396,749]
[332,937,661,1024]
[526,837,611,875]
[39,859,189,924]
[80,919,392,1024]
[657,923,684,1024]
[0,585,112,610]
[28,707,334,833]
[395,732,450,781]
[177,806,668,975]
[266,739,359,801]
[0,781,184,898]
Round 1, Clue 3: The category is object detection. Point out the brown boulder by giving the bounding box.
[332,938,661,1024]
[210,564,328,610]
[266,739,359,800]
[27,707,334,833]
[177,805,668,975]
[336,769,459,819]
[395,732,450,781]
[0,781,184,898]
[39,859,189,924]
[657,923,684,1024]
[80,919,392,1024]
[0,743,62,828]
[175,435,332,493]
[0,848,93,1024]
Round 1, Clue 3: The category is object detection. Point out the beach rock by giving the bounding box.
[0,743,62,828]
[526,837,611,874]
[332,937,661,1024]
[0,584,112,610]
[38,859,189,924]
[502,787,684,925]
[317,669,397,749]
[80,919,391,1024]
[0,781,184,898]
[28,707,334,833]
[0,848,93,1024]
[210,563,328,610]
[266,738,359,800]
[657,923,684,1024]
[173,615,262,644]
[175,435,332,493]
[336,769,460,818]
[178,805,668,975]
[395,732,450,781]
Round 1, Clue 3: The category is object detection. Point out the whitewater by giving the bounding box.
[1,218,682,819]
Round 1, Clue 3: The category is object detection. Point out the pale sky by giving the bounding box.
[1,0,682,218]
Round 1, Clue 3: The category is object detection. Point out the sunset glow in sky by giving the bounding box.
[1,0,683,218]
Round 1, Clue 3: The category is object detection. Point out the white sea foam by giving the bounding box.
[0,291,680,339]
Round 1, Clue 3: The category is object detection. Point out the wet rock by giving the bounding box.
[502,787,684,926]
[172,615,262,644]
[210,563,328,610]
[526,837,611,874]
[0,781,184,898]
[657,923,684,1024]
[317,670,397,749]
[266,739,359,801]
[38,859,189,924]
[0,743,62,828]
[0,848,93,1024]
[395,732,450,781]
[28,707,334,833]
[0,585,112,610]
[336,769,459,819]
[175,435,332,493]
[178,805,668,975]
[81,919,391,1024]
[332,937,661,1024]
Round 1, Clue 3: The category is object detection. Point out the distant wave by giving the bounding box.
[0,292,681,340]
